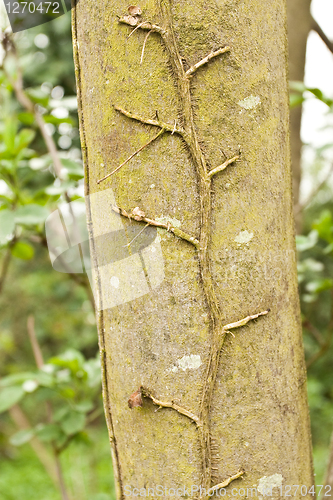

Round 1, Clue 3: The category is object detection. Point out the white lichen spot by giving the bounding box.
[258,474,283,496]
[169,355,202,373]
[110,276,120,288]
[150,184,155,189]
[234,230,254,244]
[238,95,261,110]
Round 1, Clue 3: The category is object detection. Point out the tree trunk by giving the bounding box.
[72,0,314,497]
[287,0,312,233]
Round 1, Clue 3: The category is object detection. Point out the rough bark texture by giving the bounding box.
[287,0,312,233]
[72,0,314,497]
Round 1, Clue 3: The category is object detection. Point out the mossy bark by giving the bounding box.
[72,0,314,497]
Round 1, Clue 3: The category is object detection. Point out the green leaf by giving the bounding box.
[45,181,74,195]
[0,386,25,413]
[15,129,36,152]
[61,158,84,181]
[43,115,73,125]
[3,118,18,153]
[289,81,307,93]
[17,112,35,125]
[35,423,64,443]
[29,155,52,171]
[75,400,94,413]
[60,410,86,436]
[0,372,38,388]
[25,88,49,107]
[0,371,54,389]
[296,230,318,252]
[49,349,85,374]
[324,242,333,255]
[10,429,35,446]
[84,358,101,388]
[0,210,15,244]
[290,93,305,109]
[313,210,333,244]
[307,87,333,107]
[11,241,35,260]
[53,407,70,423]
[14,204,49,225]
[305,279,333,294]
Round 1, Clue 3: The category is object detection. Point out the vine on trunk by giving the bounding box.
[99,2,269,498]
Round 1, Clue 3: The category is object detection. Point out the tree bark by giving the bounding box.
[72,0,314,497]
[287,0,312,233]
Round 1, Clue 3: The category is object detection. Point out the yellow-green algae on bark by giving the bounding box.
[72,0,314,498]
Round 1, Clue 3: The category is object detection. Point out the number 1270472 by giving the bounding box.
[5,2,60,14]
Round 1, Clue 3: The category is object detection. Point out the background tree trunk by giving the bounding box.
[287,0,312,233]
[324,431,333,496]
[72,0,314,497]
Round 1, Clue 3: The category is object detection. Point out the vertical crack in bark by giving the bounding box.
[158,0,233,491]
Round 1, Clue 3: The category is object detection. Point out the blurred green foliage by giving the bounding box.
[0,12,115,500]
[291,83,333,482]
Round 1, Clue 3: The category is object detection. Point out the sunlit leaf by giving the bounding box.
[11,241,35,260]
[14,204,49,225]
[296,230,318,252]
[0,209,15,244]
[10,429,35,446]
[0,386,25,413]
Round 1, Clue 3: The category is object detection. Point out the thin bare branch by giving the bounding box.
[27,315,44,369]
[185,47,231,77]
[114,105,184,135]
[0,245,12,294]
[9,69,63,179]
[141,30,153,64]
[97,128,165,184]
[207,155,239,179]
[303,319,326,346]
[311,15,333,54]
[118,16,166,36]
[209,471,244,493]
[222,309,270,333]
[9,405,58,485]
[141,387,202,426]
[295,162,333,215]
[112,205,199,248]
